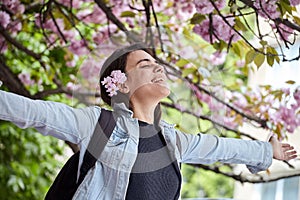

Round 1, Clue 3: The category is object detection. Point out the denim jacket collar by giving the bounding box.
[112,102,175,127]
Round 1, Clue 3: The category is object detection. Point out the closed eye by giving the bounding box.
[140,64,154,68]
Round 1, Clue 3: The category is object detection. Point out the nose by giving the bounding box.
[154,64,165,73]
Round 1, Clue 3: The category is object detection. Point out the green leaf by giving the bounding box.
[286,80,296,84]
[245,49,257,64]
[234,18,248,31]
[260,40,268,46]
[294,16,300,26]
[231,43,241,57]
[182,67,197,78]
[190,13,206,24]
[267,54,274,66]
[176,59,190,67]
[280,0,293,15]
[275,55,280,64]
[120,11,136,18]
[254,53,265,68]
[49,48,66,63]
[213,40,227,51]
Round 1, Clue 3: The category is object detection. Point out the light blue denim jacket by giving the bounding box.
[0,90,273,199]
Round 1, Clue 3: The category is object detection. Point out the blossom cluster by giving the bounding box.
[253,0,280,19]
[290,0,300,6]
[194,0,226,15]
[193,15,240,43]
[0,0,24,53]
[271,23,294,41]
[229,87,300,135]
[101,70,127,97]
[269,89,300,134]
[190,81,300,135]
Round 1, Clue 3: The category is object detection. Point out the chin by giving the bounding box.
[160,87,171,97]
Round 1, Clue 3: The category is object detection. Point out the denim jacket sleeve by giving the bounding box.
[0,90,100,144]
[176,130,273,174]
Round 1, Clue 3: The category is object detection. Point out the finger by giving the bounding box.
[283,146,295,151]
[286,150,297,156]
[287,154,298,160]
[285,151,298,160]
[281,143,292,148]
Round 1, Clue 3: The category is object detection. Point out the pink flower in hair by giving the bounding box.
[101,70,127,97]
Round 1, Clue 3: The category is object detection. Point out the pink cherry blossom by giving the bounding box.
[223,115,238,129]
[80,58,102,79]
[211,113,238,129]
[293,89,300,105]
[190,84,212,104]
[193,15,240,43]
[101,70,127,97]
[44,18,65,34]
[57,0,82,9]
[209,51,227,65]
[126,18,135,29]
[63,30,76,41]
[111,70,127,84]
[18,73,35,86]
[271,23,294,41]
[107,84,118,97]
[93,32,108,45]
[235,60,245,67]
[253,0,280,19]
[0,11,11,28]
[0,36,7,53]
[7,20,22,36]
[102,77,113,88]
[69,40,89,55]
[277,106,298,133]
[66,82,81,91]
[66,60,76,68]
[290,0,300,6]
[77,5,106,24]
[281,88,290,96]
[232,92,248,109]
[194,0,226,14]
[3,0,24,14]
[209,100,226,112]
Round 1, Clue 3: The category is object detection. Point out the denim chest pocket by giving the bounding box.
[106,126,129,146]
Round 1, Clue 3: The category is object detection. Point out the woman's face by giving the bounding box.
[124,50,170,101]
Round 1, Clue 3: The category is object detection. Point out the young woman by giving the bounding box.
[0,43,297,199]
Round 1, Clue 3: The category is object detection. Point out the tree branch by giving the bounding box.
[0,56,31,97]
[0,25,42,60]
[161,101,258,140]
[191,163,300,184]
[94,0,141,43]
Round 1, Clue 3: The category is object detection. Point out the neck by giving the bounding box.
[131,100,158,124]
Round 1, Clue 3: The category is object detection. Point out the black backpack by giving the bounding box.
[45,109,116,200]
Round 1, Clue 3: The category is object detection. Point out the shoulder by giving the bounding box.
[160,120,176,129]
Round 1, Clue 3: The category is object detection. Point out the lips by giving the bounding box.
[151,78,164,83]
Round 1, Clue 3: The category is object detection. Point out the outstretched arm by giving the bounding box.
[0,90,100,144]
[176,129,298,174]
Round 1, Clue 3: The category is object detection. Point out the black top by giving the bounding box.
[125,121,181,200]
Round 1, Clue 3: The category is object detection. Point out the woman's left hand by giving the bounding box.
[269,135,298,161]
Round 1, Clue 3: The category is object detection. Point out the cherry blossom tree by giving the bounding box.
[0,0,300,198]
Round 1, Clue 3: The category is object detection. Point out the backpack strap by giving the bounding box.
[78,109,116,183]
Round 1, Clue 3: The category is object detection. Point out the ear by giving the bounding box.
[118,83,130,94]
